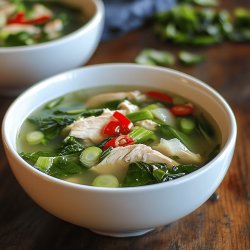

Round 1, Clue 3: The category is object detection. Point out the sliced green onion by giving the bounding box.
[178,118,196,134]
[80,146,102,168]
[35,156,54,172]
[92,174,120,188]
[145,49,175,66]
[129,126,155,143]
[126,110,154,123]
[179,51,206,65]
[26,131,44,145]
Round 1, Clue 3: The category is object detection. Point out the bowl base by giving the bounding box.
[90,228,155,237]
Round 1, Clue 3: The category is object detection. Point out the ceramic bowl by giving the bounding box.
[0,0,104,95]
[2,64,237,237]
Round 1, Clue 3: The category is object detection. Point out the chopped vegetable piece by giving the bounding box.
[146,91,173,104]
[35,154,83,178]
[170,104,193,116]
[135,49,175,66]
[26,131,45,145]
[178,118,196,134]
[80,146,103,168]
[180,0,218,7]
[126,110,154,123]
[128,126,155,144]
[179,51,206,65]
[92,174,120,188]
[151,108,176,127]
[123,162,198,187]
[154,138,203,165]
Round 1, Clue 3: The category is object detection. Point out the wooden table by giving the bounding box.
[1,1,250,249]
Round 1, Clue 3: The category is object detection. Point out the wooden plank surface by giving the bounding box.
[0,0,250,249]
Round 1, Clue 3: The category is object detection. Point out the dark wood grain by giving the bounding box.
[1,0,250,249]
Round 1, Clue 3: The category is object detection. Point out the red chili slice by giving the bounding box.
[103,135,135,150]
[115,135,135,147]
[7,12,26,24]
[146,91,173,104]
[8,13,51,25]
[103,120,120,136]
[25,15,51,24]
[170,104,193,116]
[103,138,117,150]
[113,111,133,134]
[113,111,132,128]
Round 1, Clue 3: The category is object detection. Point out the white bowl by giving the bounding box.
[0,0,104,95]
[2,64,237,237]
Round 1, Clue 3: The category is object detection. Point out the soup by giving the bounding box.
[0,0,86,47]
[18,86,221,187]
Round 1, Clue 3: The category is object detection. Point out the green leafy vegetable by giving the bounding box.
[35,154,85,178]
[128,126,156,144]
[135,49,175,66]
[179,0,219,7]
[127,110,154,122]
[179,51,206,65]
[123,162,198,187]
[28,115,76,142]
[20,151,56,165]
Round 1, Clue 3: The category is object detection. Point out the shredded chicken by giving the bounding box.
[1,24,40,35]
[0,2,16,18]
[44,19,63,39]
[135,119,158,131]
[85,91,146,108]
[69,109,114,145]
[118,100,139,113]
[92,144,178,181]
[32,4,53,19]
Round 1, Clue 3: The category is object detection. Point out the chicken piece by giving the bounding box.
[135,119,158,131]
[117,100,139,113]
[92,144,178,181]
[0,2,16,18]
[1,24,40,35]
[154,138,203,165]
[85,91,146,108]
[69,109,114,145]
[44,19,63,39]
[32,4,53,19]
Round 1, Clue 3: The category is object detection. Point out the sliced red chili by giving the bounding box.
[170,104,193,116]
[103,137,117,150]
[7,12,26,24]
[146,91,173,104]
[115,135,135,147]
[8,13,51,25]
[113,111,133,134]
[103,120,120,136]
[113,111,132,128]
[103,135,135,150]
[25,15,51,24]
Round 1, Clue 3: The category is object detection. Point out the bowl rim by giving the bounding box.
[2,63,237,193]
[0,0,104,52]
